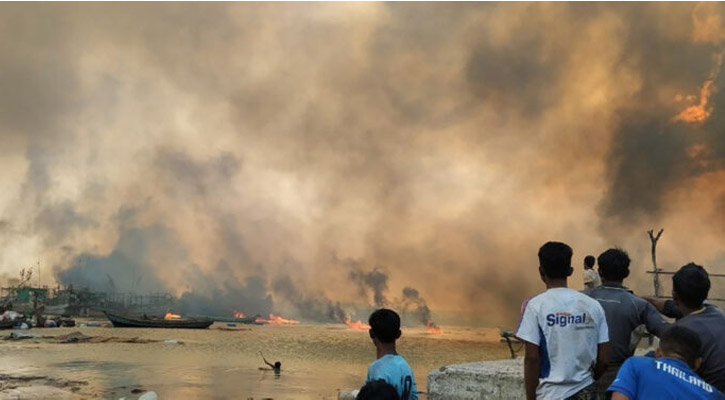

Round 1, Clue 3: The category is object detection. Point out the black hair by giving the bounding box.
[660,325,702,368]
[358,379,400,400]
[369,308,401,343]
[584,255,596,269]
[538,241,572,279]
[274,361,281,369]
[597,248,630,281]
[672,263,710,309]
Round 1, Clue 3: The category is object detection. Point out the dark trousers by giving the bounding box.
[566,383,604,400]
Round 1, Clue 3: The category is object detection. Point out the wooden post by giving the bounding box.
[648,229,664,297]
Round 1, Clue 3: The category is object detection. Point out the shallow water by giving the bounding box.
[0,323,511,399]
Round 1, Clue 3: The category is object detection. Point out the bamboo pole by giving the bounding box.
[647,229,664,297]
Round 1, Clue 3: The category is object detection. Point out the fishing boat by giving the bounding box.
[103,311,213,329]
[0,320,15,330]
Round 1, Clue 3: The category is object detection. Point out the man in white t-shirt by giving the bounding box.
[517,242,610,400]
[583,255,602,289]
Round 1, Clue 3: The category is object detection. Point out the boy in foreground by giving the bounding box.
[366,308,418,400]
[516,241,610,399]
[358,379,400,400]
[608,325,725,399]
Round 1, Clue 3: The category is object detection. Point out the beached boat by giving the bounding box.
[103,311,213,329]
[0,320,16,330]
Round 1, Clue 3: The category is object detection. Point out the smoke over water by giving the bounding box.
[2,3,725,326]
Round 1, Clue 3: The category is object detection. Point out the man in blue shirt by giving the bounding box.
[365,308,418,400]
[608,325,725,400]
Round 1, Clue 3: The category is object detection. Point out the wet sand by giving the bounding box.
[0,322,511,399]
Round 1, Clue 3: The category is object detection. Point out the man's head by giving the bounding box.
[597,248,630,282]
[357,379,400,400]
[538,241,573,280]
[584,255,595,270]
[369,308,402,344]
[672,263,710,309]
[274,361,281,370]
[657,325,702,369]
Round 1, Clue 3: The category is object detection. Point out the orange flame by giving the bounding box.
[674,51,724,123]
[255,313,299,325]
[674,79,715,123]
[344,318,371,330]
[164,312,181,320]
[233,310,246,319]
[426,321,443,334]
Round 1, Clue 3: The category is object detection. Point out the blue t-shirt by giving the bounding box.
[608,357,725,400]
[366,354,418,400]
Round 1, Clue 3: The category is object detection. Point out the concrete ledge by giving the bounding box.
[427,358,524,400]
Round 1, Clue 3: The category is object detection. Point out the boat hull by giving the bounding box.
[0,320,15,330]
[103,311,213,329]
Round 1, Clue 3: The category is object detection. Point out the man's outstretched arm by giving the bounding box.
[523,342,540,400]
[259,352,274,368]
[611,392,629,400]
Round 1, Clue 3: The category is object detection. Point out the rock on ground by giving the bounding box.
[427,358,524,400]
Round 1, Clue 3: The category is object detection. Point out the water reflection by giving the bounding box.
[0,324,509,399]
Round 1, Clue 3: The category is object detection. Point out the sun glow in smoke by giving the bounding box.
[255,314,299,325]
[164,312,181,320]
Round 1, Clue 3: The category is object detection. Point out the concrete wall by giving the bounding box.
[427,358,524,400]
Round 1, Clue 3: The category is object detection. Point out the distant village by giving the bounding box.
[1,267,175,324]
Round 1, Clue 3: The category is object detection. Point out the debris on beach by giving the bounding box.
[0,373,88,399]
[1,330,164,344]
[55,331,159,344]
[137,391,158,400]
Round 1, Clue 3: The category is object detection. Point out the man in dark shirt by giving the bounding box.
[646,263,725,393]
[585,248,670,395]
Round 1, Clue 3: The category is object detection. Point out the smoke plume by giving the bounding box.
[272,276,347,323]
[349,268,389,308]
[401,287,439,329]
[1,3,725,326]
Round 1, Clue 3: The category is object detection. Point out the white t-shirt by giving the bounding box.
[583,269,601,287]
[516,287,609,399]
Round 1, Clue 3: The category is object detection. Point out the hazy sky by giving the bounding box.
[1,3,724,325]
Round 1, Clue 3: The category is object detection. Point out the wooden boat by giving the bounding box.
[103,311,213,329]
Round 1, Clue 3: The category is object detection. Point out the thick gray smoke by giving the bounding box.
[349,268,389,308]
[597,4,725,226]
[178,270,273,317]
[2,3,725,326]
[401,287,439,329]
[272,276,347,322]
